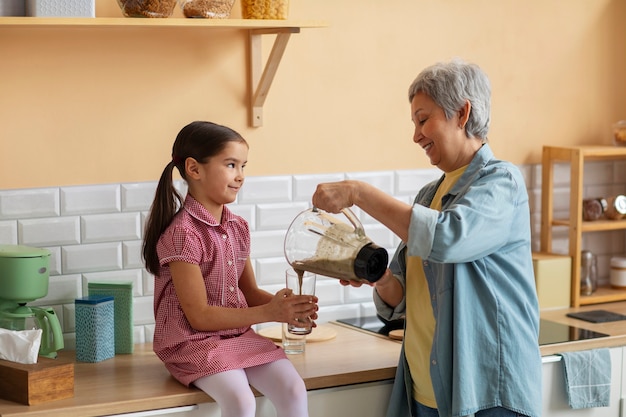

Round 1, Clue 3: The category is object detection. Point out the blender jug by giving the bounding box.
[284,208,388,283]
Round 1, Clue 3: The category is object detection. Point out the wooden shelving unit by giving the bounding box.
[540,145,626,307]
[0,16,328,127]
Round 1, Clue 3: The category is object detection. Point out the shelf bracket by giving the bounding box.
[249,27,300,127]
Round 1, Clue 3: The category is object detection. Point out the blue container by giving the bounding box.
[75,295,115,363]
[88,282,134,354]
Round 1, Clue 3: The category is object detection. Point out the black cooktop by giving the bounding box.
[336,316,610,346]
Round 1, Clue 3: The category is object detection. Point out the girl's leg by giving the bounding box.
[193,369,257,417]
[245,359,309,417]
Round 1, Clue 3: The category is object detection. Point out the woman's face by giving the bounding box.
[410,92,478,173]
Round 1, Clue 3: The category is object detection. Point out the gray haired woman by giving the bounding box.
[312,60,542,417]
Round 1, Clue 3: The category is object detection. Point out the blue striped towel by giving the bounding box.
[559,348,611,409]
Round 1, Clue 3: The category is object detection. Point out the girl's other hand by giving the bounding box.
[270,288,319,326]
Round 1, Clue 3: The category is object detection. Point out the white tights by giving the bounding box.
[193,359,308,417]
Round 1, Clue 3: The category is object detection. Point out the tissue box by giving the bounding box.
[88,281,134,354]
[25,0,95,17]
[0,357,74,405]
[532,252,572,309]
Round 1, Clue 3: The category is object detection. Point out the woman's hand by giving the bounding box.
[312,181,357,213]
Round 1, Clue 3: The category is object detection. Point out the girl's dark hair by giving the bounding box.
[142,121,247,275]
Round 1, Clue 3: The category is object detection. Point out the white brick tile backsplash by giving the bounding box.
[256,202,310,231]
[395,169,440,196]
[19,216,80,246]
[315,280,343,306]
[81,212,141,243]
[82,269,143,297]
[45,246,62,276]
[142,269,154,296]
[345,284,375,304]
[346,171,395,194]
[238,176,292,204]
[62,242,122,274]
[0,188,59,219]
[293,173,345,201]
[255,257,291,286]
[123,240,144,269]
[2,164,621,339]
[227,203,256,229]
[250,230,286,258]
[34,274,82,306]
[317,304,360,324]
[121,182,157,212]
[61,184,120,215]
[0,220,17,244]
[134,296,155,325]
[583,161,613,185]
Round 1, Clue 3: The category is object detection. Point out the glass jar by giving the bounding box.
[117,0,177,18]
[580,250,598,296]
[241,0,289,19]
[605,195,626,220]
[613,120,626,147]
[179,0,235,18]
[582,198,607,221]
[610,256,626,288]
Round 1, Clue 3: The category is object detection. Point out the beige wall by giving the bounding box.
[1,0,625,189]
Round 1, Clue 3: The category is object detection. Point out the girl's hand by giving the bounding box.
[270,288,319,327]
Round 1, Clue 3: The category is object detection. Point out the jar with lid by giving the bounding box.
[582,198,607,221]
[605,195,626,220]
[580,250,598,296]
[610,256,626,288]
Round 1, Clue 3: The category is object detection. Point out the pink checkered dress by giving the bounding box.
[153,195,285,386]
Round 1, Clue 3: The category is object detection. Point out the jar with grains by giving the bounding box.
[179,0,234,18]
[582,198,607,221]
[117,0,177,18]
[605,195,626,220]
[613,120,626,147]
[241,0,289,19]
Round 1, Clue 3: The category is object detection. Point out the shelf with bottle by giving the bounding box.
[540,145,626,307]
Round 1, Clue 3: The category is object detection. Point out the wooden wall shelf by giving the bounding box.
[0,17,328,127]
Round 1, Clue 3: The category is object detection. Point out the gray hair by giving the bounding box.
[408,60,491,140]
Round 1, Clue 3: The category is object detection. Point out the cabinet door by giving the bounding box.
[542,348,622,417]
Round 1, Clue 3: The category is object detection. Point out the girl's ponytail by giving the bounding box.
[142,160,183,275]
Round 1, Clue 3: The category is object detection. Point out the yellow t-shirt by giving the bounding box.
[405,165,467,408]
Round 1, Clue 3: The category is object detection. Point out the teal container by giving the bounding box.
[88,282,134,354]
[75,295,115,363]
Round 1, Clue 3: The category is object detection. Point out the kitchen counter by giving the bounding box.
[0,322,401,417]
[2,302,626,417]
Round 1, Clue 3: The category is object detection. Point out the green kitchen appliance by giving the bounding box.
[0,245,64,359]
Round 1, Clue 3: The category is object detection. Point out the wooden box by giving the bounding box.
[0,356,74,405]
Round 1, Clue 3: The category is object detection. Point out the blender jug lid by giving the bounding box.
[0,245,50,258]
[354,243,388,282]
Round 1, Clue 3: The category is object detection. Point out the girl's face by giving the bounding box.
[410,92,478,173]
[191,140,249,215]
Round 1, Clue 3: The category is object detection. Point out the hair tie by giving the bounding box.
[172,155,182,165]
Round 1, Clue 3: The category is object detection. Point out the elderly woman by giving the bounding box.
[312,60,542,417]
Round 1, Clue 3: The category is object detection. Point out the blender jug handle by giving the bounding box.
[341,208,366,238]
[33,307,64,358]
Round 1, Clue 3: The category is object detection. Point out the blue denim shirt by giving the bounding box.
[375,144,542,417]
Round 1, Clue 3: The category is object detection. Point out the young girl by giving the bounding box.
[142,121,317,417]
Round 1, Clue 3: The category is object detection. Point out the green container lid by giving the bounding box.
[0,245,50,258]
